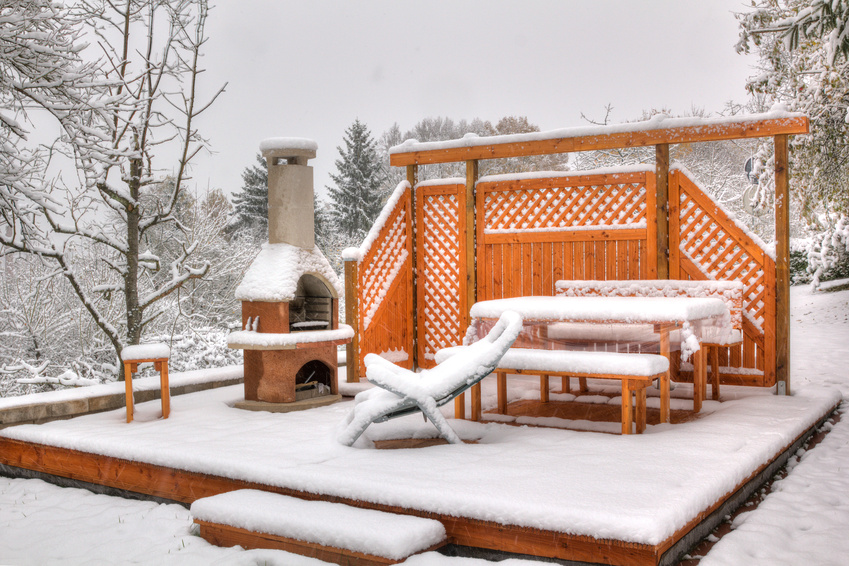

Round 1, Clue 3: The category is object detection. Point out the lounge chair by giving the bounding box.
[337,311,523,446]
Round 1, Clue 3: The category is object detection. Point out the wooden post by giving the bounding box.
[407,165,419,370]
[655,144,670,279]
[774,135,790,395]
[344,258,360,382]
[463,160,478,331]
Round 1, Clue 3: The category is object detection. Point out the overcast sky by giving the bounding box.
[188,0,758,200]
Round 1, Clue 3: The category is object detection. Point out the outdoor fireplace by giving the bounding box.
[228,138,353,412]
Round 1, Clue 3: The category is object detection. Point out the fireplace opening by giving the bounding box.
[289,274,334,332]
[295,360,332,400]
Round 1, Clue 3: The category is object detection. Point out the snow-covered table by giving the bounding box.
[468,296,734,420]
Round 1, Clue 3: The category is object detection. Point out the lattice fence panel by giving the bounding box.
[417,184,465,367]
[672,171,774,385]
[357,190,413,373]
[483,182,648,232]
[476,171,654,301]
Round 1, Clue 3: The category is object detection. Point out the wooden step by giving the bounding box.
[191,489,448,565]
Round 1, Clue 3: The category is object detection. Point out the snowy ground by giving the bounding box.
[0,283,846,565]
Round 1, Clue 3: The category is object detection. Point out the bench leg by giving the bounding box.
[621,380,633,435]
[635,386,647,434]
[454,393,466,420]
[578,377,588,393]
[497,372,507,414]
[710,346,720,401]
[561,376,571,394]
[660,370,670,424]
[123,363,134,423]
[540,374,550,403]
[471,383,482,422]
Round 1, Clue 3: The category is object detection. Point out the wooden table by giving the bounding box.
[469,296,733,421]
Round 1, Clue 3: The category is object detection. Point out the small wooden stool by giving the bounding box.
[121,343,171,423]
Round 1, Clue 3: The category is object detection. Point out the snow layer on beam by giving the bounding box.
[415,177,465,187]
[235,243,341,302]
[389,106,804,155]
[191,489,446,560]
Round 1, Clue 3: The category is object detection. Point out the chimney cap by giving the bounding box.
[260,137,317,162]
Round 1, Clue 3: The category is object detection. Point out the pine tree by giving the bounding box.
[228,154,268,240]
[327,119,387,243]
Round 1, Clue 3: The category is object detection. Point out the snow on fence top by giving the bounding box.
[342,180,410,262]
[235,242,341,302]
[389,106,808,165]
[258,137,318,153]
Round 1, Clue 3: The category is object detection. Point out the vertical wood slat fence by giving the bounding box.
[349,168,775,386]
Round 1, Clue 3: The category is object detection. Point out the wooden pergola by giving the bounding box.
[387,113,809,394]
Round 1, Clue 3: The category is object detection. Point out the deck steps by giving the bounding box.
[191,489,448,565]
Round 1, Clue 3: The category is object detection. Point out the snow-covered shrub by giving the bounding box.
[790,238,813,285]
[807,217,849,288]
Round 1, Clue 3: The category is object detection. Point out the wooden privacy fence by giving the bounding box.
[345,112,808,393]
[347,166,776,386]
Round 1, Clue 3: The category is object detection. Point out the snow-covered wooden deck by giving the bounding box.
[0,378,839,566]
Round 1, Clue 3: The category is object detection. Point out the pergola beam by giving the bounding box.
[390,115,809,166]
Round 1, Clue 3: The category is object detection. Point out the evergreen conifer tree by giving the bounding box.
[326,119,387,243]
[228,154,268,240]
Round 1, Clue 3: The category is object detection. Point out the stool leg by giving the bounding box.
[561,375,571,394]
[124,363,133,423]
[540,374,550,403]
[158,361,170,419]
[579,377,589,393]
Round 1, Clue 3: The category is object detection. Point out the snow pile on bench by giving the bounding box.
[191,490,446,561]
[436,347,669,377]
[121,343,170,361]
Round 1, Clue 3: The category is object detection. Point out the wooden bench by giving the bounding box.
[191,489,448,565]
[556,279,744,402]
[121,343,171,423]
[436,347,669,434]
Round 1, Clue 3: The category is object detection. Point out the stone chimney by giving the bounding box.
[259,138,318,250]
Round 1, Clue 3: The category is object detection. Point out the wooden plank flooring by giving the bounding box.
[0,399,837,566]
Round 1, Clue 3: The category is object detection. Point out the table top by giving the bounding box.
[469,295,729,325]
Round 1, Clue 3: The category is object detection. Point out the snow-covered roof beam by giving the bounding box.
[389,112,809,166]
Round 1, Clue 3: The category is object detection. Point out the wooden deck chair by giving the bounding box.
[337,311,523,446]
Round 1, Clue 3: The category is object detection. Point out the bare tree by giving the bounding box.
[0,0,226,378]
